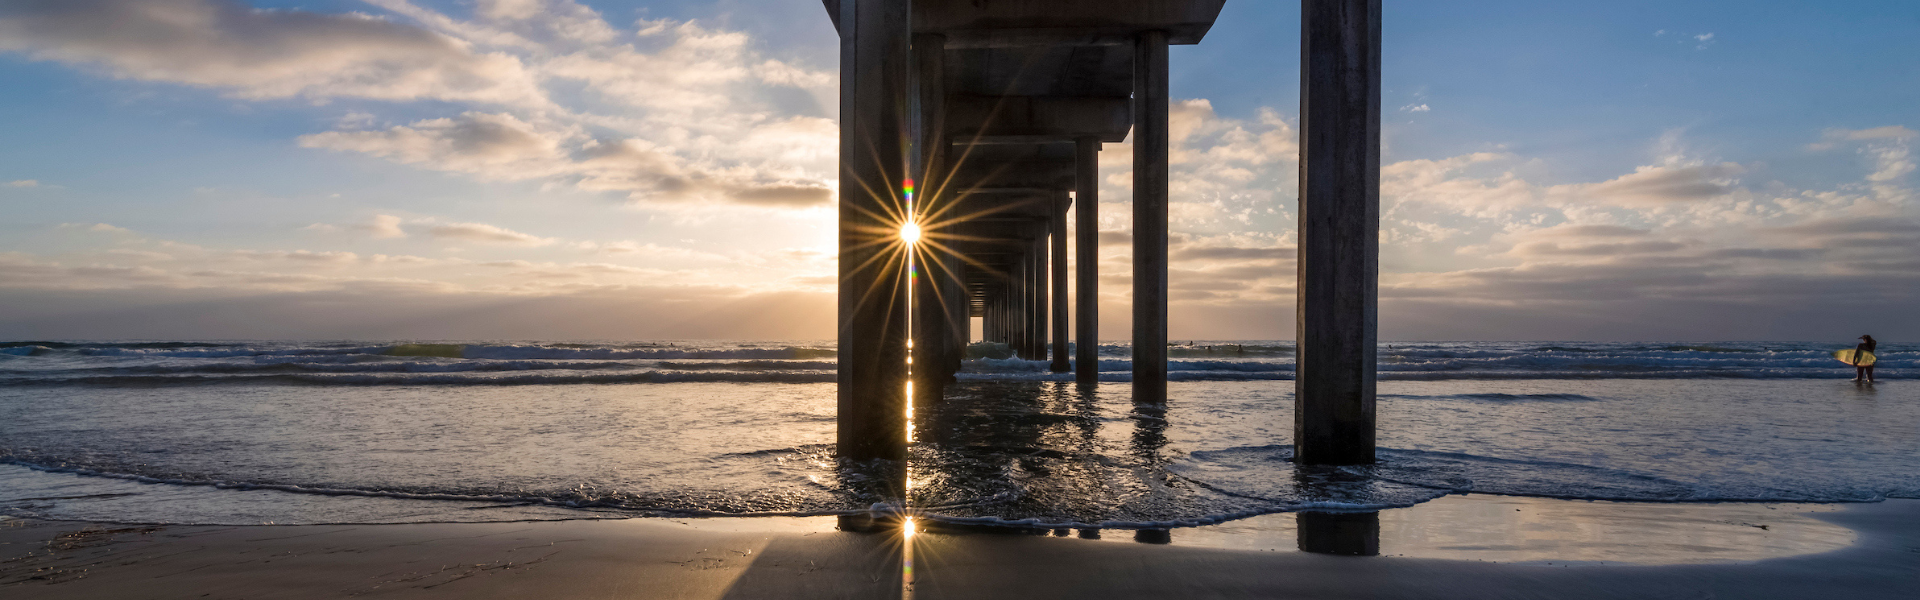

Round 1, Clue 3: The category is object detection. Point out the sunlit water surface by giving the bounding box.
[1,340,1915,527]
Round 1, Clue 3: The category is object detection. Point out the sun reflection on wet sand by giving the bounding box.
[901,517,917,599]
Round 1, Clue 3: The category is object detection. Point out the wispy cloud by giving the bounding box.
[59,222,133,234]
[2,0,839,210]
[426,221,554,245]
[0,0,548,105]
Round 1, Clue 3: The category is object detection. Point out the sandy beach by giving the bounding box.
[5,496,1914,599]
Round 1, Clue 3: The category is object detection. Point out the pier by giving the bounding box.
[829,0,1380,466]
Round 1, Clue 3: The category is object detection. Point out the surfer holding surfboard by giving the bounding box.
[1836,334,1878,383]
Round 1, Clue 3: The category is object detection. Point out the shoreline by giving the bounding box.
[4,496,1914,599]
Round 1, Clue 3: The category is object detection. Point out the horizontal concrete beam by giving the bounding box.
[936,27,1206,48]
[918,0,1225,46]
[947,46,1132,98]
[947,95,1132,143]
[824,1,1225,47]
[948,159,1076,191]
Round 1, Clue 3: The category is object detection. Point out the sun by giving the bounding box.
[900,221,922,244]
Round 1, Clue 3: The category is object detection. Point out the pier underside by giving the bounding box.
[829,0,1379,468]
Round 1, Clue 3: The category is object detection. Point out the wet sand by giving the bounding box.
[3,497,1915,599]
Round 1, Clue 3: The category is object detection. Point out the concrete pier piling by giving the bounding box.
[1073,137,1101,384]
[1294,0,1381,466]
[911,32,949,405]
[1030,223,1048,362]
[1131,30,1171,404]
[1051,193,1071,373]
[835,0,912,464]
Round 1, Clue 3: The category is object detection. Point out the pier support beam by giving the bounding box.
[1074,137,1101,384]
[1051,193,1071,372]
[1031,224,1049,364]
[947,255,968,379]
[1012,256,1028,355]
[986,293,999,344]
[911,32,948,404]
[836,0,912,464]
[1036,224,1052,361]
[1294,0,1380,466]
[1132,30,1170,403]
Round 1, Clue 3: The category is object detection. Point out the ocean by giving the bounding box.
[2,340,1914,528]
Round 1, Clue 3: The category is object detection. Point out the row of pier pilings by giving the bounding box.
[830,1,1381,479]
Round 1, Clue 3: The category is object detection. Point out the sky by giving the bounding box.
[0,0,1916,341]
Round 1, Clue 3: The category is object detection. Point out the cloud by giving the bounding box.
[1400,104,1431,113]
[1143,101,1299,232]
[1170,239,1294,262]
[1524,224,1651,238]
[306,214,409,238]
[362,215,408,239]
[426,221,554,245]
[1806,126,1915,196]
[0,285,836,340]
[0,0,547,105]
[1866,144,1914,183]
[1555,162,1745,206]
[59,222,133,234]
[235,250,361,264]
[8,0,840,210]
[300,112,567,174]
[301,112,834,207]
[6,180,38,187]
[1510,240,1686,257]
[1809,126,1918,151]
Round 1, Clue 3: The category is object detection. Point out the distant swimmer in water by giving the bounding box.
[1851,335,1877,383]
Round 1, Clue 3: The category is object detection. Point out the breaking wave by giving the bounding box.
[3,340,1910,385]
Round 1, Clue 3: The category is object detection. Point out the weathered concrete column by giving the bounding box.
[988,288,1001,344]
[946,253,968,380]
[1074,137,1101,384]
[1031,225,1049,363]
[1011,255,1028,355]
[1132,30,1171,403]
[1000,289,1010,345]
[911,32,947,405]
[836,0,912,463]
[1011,249,1027,356]
[1006,280,1016,349]
[1051,194,1071,372]
[986,293,997,343]
[1295,0,1380,466]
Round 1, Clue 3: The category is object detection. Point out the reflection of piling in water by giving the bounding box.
[1296,511,1381,556]
[1130,404,1170,462]
[1134,529,1173,544]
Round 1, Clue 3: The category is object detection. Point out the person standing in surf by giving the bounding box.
[1852,335,1877,383]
